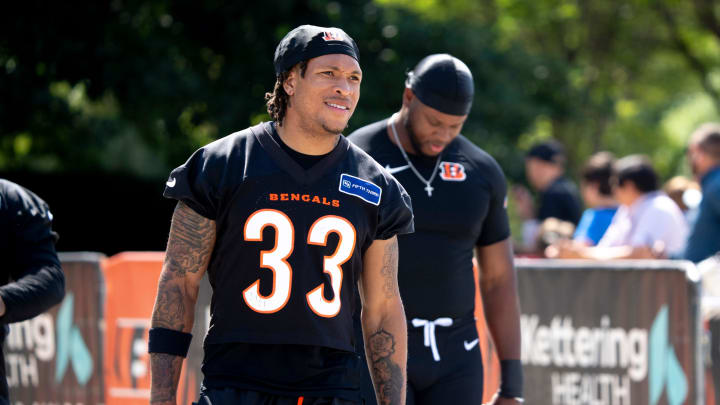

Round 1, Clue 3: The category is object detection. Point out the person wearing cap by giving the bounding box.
[348,54,523,405]
[149,25,414,405]
[514,140,582,252]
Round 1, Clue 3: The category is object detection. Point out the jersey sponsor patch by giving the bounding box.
[439,161,467,181]
[339,173,382,206]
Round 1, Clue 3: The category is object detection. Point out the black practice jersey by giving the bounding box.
[348,119,510,320]
[163,121,413,366]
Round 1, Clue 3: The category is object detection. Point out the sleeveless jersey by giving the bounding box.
[348,119,510,320]
[164,122,414,353]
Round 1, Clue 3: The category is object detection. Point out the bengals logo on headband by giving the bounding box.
[323,31,343,41]
[439,162,467,181]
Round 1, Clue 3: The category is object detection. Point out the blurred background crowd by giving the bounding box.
[1,0,720,259]
[514,124,720,264]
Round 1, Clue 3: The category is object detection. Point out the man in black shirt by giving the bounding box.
[0,179,65,403]
[348,54,523,404]
[149,25,414,405]
[515,140,582,252]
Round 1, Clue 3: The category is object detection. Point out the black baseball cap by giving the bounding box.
[406,54,474,116]
[526,140,566,164]
[273,25,360,75]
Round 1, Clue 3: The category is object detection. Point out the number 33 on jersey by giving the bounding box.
[243,209,355,318]
[163,122,413,352]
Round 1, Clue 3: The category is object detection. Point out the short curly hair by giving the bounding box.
[265,61,308,126]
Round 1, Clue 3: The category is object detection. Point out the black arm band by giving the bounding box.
[499,359,523,398]
[148,327,192,357]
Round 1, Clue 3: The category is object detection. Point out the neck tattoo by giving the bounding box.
[389,113,442,197]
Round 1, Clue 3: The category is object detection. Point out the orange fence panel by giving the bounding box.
[102,252,204,404]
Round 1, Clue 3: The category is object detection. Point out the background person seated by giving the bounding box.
[573,152,618,246]
[546,155,688,259]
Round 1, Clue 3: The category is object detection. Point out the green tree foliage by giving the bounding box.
[1,0,719,181]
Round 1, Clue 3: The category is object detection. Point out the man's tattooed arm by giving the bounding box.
[360,237,407,405]
[150,202,216,404]
[367,328,404,404]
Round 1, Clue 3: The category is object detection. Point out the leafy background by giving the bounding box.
[2,0,719,252]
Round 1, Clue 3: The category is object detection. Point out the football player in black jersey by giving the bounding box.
[348,54,523,405]
[149,25,413,405]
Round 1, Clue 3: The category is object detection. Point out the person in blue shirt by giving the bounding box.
[684,123,720,263]
[573,152,619,245]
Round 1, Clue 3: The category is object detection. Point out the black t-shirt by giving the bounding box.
[0,179,64,398]
[348,119,510,320]
[537,176,582,225]
[163,122,414,398]
[270,123,328,170]
[0,179,63,323]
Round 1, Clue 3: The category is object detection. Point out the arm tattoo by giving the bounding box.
[150,353,183,403]
[152,203,215,331]
[150,202,215,401]
[166,202,216,276]
[380,240,399,298]
[151,279,185,330]
[368,329,404,405]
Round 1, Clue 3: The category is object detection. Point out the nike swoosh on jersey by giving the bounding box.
[385,164,410,175]
[166,177,176,187]
[464,338,479,351]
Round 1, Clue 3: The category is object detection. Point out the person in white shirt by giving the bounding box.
[547,155,688,259]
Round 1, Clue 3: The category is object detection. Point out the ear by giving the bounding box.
[283,70,297,96]
[402,87,415,108]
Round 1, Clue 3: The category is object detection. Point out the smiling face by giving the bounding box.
[402,88,467,157]
[284,53,361,136]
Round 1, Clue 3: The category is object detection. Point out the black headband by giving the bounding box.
[274,25,360,75]
[406,54,474,116]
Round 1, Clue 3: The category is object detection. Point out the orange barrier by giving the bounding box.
[102,252,200,404]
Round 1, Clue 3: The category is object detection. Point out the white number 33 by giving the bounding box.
[242,209,356,318]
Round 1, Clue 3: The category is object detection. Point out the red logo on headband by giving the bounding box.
[323,31,343,41]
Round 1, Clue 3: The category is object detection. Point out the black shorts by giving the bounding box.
[358,315,483,405]
[195,387,359,405]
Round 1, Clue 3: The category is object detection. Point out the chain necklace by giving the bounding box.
[389,113,442,197]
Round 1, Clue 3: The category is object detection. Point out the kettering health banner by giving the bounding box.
[4,252,105,404]
[6,252,211,404]
[516,259,703,405]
